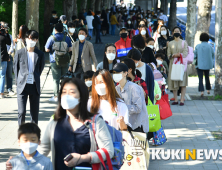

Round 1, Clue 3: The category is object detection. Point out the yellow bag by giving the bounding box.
[120,131,150,170]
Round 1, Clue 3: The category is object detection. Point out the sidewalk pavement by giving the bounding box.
[1,34,222,170]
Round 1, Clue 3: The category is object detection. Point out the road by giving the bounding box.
[176,6,216,37]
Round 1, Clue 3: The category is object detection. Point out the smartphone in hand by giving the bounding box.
[64,154,73,162]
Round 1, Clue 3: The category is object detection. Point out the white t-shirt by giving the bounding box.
[87,99,131,130]
[136,63,146,81]
[86,15,94,29]
[26,52,35,84]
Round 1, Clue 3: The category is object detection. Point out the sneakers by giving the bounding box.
[0,94,4,99]
[8,90,16,96]
[49,96,58,102]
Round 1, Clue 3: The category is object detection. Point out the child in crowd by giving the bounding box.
[155,52,168,81]
[9,123,53,170]
[84,70,94,97]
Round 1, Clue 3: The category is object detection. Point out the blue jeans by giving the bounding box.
[6,56,13,91]
[0,61,7,93]
[111,24,116,35]
[96,29,101,43]
[88,29,93,38]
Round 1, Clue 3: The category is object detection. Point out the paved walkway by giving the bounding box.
[0,34,221,170]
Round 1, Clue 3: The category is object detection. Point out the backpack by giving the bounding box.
[52,35,70,66]
[86,115,124,170]
[182,40,194,64]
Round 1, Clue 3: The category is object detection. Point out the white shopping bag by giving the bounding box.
[120,131,150,170]
[171,56,185,81]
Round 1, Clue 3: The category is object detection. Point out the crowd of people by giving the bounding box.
[1,3,215,170]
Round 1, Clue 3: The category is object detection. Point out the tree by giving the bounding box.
[95,0,102,11]
[43,0,54,45]
[12,0,18,40]
[214,0,222,95]
[91,0,96,12]
[103,0,108,10]
[73,0,77,16]
[194,0,212,47]
[81,0,87,11]
[161,0,168,15]
[168,0,177,31]
[26,0,40,32]
[185,0,197,48]
[63,0,74,21]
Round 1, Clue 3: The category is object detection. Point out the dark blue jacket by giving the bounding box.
[145,64,155,103]
[94,15,102,30]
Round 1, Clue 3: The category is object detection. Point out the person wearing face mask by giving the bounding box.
[67,22,77,43]
[86,11,94,40]
[127,48,155,103]
[38,78,114,169]
[167,26,188,106]
[147,17,152,33]
[14,30,45,125]
[153,19,164,41]
[88,69,131,130]
[121,58,148,104]
[155,50,169,78]
[45,23,72,102]
[114,27,132,59]
[126,19,134,38]
[50,10,59,33]
[84,70,94,97]
[97,44,117,70]
[7,123,53,170]
[135,20,151,37]
[111,63,149,133]
[158,9,168,25]
[110,12,119,36]
[139,26,150,41]
[94,11,104,44]
[69,28,98,79]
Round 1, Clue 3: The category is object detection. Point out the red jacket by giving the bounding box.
[115,37,132,58]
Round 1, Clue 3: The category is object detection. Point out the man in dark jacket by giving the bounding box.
[94,11,103,44]
[13,30,45,125]
[0,25,11,99]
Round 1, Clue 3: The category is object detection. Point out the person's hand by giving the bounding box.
[64,153,81,167]
[13,38,17,43]
[81,20,84,25]
[117,116,127,130]
[8,58,10,62]
[155,94,159,99]
[68,66,72,72]
[6,156,13,170]
[117,116,124,124]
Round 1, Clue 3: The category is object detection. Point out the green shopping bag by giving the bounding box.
[147,98,161,132]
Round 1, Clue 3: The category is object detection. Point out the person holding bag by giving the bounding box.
[167,26,188,106]
[194,33,214,97]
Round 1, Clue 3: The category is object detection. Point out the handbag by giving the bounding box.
[120,131,150,170]
[147,98,161,132]
[182,40,194,64]
[156,96,172,120]
[171,55,185,81]
[153,126,167,146]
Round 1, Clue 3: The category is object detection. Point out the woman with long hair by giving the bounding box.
[88,69,131,130]
[15,25,28,51]
[139,25,150,41]
[152,19,164,41]
[39,78,114,169]
[96,44,118,70]
[121,58,148,104]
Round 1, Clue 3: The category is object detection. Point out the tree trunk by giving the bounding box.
[185,0,197,48]
[103,0,108,10]
[168,0,177,31]
[81,0,87,11]
[63,0,74,21]
[12,0,18,40]
[73,0,77,16]
[95,0,101,11]
[214,0,222,96]
[43,0,54,45]
[160,0,168,15]
[91,0,96,12]
[194,0,212,47]
[26,0,40,31]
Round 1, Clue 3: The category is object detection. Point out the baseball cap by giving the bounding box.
[60,15,67,22]
[120,27,127,32]
[110,63,128,73]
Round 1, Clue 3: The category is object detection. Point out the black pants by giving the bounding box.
[17,83,40,126]
[74,65,84,80]
[197,68,211,92]
[128,126,144,133]
[95,29,101,43]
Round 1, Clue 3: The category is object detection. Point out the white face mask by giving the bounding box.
[135,62,139,67]
[106,53,116,61]
[141,30,146,35]
[157,59,163,65]
[85,80,92,87]
[69,28,75,33]
[128,21,131,24]
[61,95,80,110]
[78,35,85,41]
[26,39,36,48]
[20,142,38,154]
[53,15,57,18]
[161,30,167,35]
[95,83,106,96]
[147,45,154,49]
[113,73,123,83]
[147,19,151,22]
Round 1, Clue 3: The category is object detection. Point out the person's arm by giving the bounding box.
[154,38,159,51]
[114,16,119,25]
[45,36,53,53]
[8,35,14,54]
[69,45,75,71]
[193,45,197,60]
[89,43,98,71]
[167,41,171,59]
[13,51,19,85]
[39,52,45,75]
[45,159,53,170]
[5,33,11,45]
[154,81,161,101]
[181,41,188,58]
[146,65,155,103]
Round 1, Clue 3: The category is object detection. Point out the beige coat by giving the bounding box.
[70,40,98,72]
[167,39,188,90]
